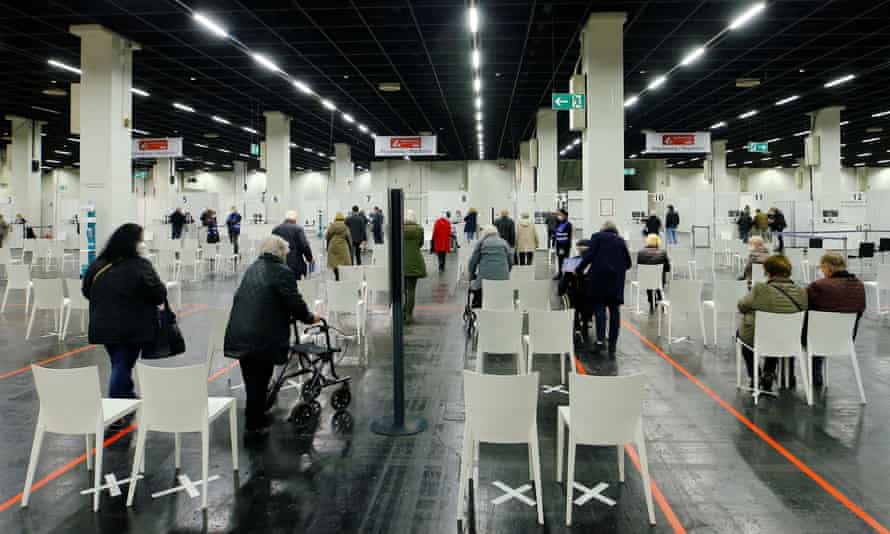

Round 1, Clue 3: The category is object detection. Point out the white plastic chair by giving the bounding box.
[630,264,663,315]
[475,310,525,373]
[23,365,141,511]
[204,308,230,372]
[325,280,366,344]
[667,247,697,280]
[863,264,890,316]
[657,279,707,345]
[126,363,238,510]
[33,240,52,272]
[364,265,389,312]
[62,279,89,339]
[219,242,239,275]
[337,265,364,282]
[556,373,655,526]
[179,248,204,282]
[702,280,749,345]
[2,263,32,313]
[516,280,553,311]
[482,279,515,310]
[298,279,325,314]
[805,311,866,406]
[510,265,535,283]
[524,310,574,384]
[459,371,543,525]
[26,278,70,340]
[735,311,805,404]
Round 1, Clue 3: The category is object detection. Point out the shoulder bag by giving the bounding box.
[144,299,186,359]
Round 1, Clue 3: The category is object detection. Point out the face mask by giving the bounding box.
[137,241,148,257]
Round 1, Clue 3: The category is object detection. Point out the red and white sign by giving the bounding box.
[645,132,711,154]
[374,135,437,157]
[132,137,184,159]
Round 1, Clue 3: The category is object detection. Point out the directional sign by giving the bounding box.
[747,142,769,153]
[552,93,586,111]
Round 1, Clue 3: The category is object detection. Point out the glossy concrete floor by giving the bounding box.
[1,244,889,533]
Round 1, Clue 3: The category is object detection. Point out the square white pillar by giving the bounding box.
[332,143,354,216]
[711,140,730,192]
[809,106,843,197]
[536,108,558,202]
[5,116,44,225]
[263,111,291,223]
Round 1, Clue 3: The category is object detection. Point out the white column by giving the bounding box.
[332,143,354,216]
[263,111,291,223]
[581,13,626,236]
[4,116,43,224]
[536,108,558,203]
[809,106,843,197]
[232,160,247,212]
[151,157,177,223]
[711,140,730,192]
[71,25,136,246]
[517,141,534,216]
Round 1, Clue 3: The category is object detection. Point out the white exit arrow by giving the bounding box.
[555,97,568,106]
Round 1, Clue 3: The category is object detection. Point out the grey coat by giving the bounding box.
[468,234,513,290]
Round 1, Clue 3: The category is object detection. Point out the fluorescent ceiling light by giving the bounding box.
[67,137,80,143]
[131,87,150,97]
[728,163,737,167]
[840,120,850,126]
[47,59,81,75]
[775,95,799,106]
[303,147,312,152]
[824,74,855,88]
[726,149,734,153]
[863,137,880,143]
[761,157,772,161]
[358,124,369,133]
[629,154,638,158]
[857,153,873,157]
[193,13,229,39]
[793,130,810,137]
[878,160,890,164]
[729,3,766,30]
[624,96,639,107]
[130,128,151,135]
[31,105,60,115]
[289,143,297,148]
[54,150,71,155]
[476,123,482,132]
[680,47,706,66]
[710,121,726,130]
[212,115,230,125]
[242,126,258,134]
[767,137,782,143]
[572,138,581,145]
[238,153,251,158]
[217,148,232,153]
[743,160,753,165]
[472,49,481,69]
[873,111,890,118]
[318,152,326,157]
[468,7,479,33]
[473,77,482,92]
[780,153,793,157]
[321,99,336,111]
[252,53,280,72]
[738,110,758,119]
[173,102,196,112]
[475,97,482,109]
[854,162,866,167]
[293,80,313,95]
[647,76,667,91]
[475,111,482,121]
[44,159,60,164]
[193,143,209,148]
[342,113,355,123]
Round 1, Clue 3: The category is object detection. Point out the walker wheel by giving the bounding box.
[309,400,322,415]
[301,380,323,402]
[331,410,354,433]
[331,386,352,410]
[290,403,314,426]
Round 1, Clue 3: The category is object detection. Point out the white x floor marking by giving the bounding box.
[541,384,568,395]
[151,474,220,499]
[491,481,536,506]
[573,482,616,507]
[79,473,143,497]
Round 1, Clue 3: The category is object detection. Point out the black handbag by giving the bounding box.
[145,300,186,359]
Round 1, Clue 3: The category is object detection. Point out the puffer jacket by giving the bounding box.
[468,234,512,290]
[403,222,427,278]
[636,246,671,282]
[325,221,353,269]
[738,277,808,346]
[516,220,539,252]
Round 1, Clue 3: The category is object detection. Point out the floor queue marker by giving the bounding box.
[79,474,143,498]
[151,474,220,500]
[573,481,616,507]
[491,481,536,506]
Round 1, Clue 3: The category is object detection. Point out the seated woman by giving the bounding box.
[739,235,770,283]
[467,224,512,308]
[636,233,670,313]
[737,254,808,392]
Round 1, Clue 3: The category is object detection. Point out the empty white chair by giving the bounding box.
[337,265,364,282]
[23,365,141,511]
[702,280,749,345]
[364,265,389,311]
[556,373,655,526]
[510,265,535,283]
[735,311,805,404]
[219,242,239,275]
[325,280,366,344]
[630,264,663,315]
[667,247,697,280]
[475,310,524,373]
[783,249,807,284]
[482,279,514,310]
[459,371,543,525]
[804,311,866,406]
[863,264,890,316]
[298,278,325,314]
[126,363,238,509]
[516,280,553,311]
[62,278,89,339]
[26,278,70,340]
[204,308,230,372]
[2,263,32,313]
[525,310,574,384]
[657,279,707,345]
[179,248,204,282]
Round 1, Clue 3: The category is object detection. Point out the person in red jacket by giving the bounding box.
[432,213,452,272]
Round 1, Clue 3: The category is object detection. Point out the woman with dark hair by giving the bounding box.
[82,223,167,403]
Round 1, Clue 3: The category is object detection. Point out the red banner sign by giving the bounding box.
[662,134,696,146]
[390,137,422,149]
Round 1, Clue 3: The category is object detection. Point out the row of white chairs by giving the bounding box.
[0,268,88,340]
[480,279,554,311]
[1,241,80,274]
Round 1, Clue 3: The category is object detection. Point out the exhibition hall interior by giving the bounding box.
[2,1,890,532]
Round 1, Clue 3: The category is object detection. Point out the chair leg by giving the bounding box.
[85,434,93,471]
[565,440,575,526]
[201,427,209,509]
[712,309,718,348]
[636,433,656,525]
[560,352,566,385]
[22,422,45,508]
[530,435,544,525]
[93,427,103,512]
[229,403,239,471]
[174,432,182,470]
[126,427,148,507]
[458,431,472,520]
[25,306,37,340]
[61,306,71,341]
[1,287,8,313]
[805,353,814,406]
[735,343,742,389]
[699,308,707,346]
[850,349,867,404]
[617,444,625,482]
[556,413,564,482]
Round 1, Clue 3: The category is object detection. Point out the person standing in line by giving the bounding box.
[345,206,367,266]
[432,212,452,273]
[463,208,478,242]
[665,205,680,245]
[0,214,8,248]
[575,221,632,356]
[272,210,314,281]
[325,212,353,281]
[82,224,166,412]
[636,234,670,313]
[403,210,426,324]
[516,213,539,266]
[739,236,770,284]
[545,210,559,249]
[553,209,573,278]
[204,209,220,244]
[769,207,787,252]
[643,210,662,237]
[370,206,384,244]
[468,225,513,308]
[494,209,516,254]
[737,206,753,243]
[225,206,242,254]
[170,207,186,239]
[224,235,321,441]
[753,208,768,237]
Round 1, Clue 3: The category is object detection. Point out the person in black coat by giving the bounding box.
[82,223,167,400]
[370,206,384,244]
[463,208,478,241]
[224,235,320,439]
[272,211,314,280]
[494,209,516,248]
[576,221,632,356]
[345,206,368,265]
[170,208,186,239]
[643,211,662,237]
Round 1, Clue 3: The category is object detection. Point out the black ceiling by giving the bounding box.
[1,0,889,173]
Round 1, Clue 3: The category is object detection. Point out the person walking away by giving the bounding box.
[0,214,8,248]
[463,208,478,242]
[753,208,768,238]
[204,209,220,245]
[170,207,186,239]
[770,208,787,252]
[325,212,353,280]
[553,209,572,278]
[636,234,670,313]
[737,206,753,243]
[739,236,770,284]
[272,210,314,280]
[804,252,866,388]
[468,225,512,308]
[82,224,166,425]
[225,206,242,254]
[449,211,460,250]
[545,210,559,249]
[345,206,367,266]
[643,210,662,237]
[494,209,516,257]
[737,254,807,392]
[576,221,632,356]
[370,206,384,244]
[665,205,680,245]
[432,212,452,272]
[403,210,427,324]
[224,235,321,441]
[516,213,539,266]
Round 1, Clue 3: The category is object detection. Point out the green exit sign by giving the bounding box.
[747,142,769,153]
[250,143,260,156]
[552,93,586,111]
[624,168,636,176]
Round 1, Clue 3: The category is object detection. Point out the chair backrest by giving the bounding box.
[364,265,388,292]
[136,363,209,433]
[50,240,65,257]
[32,278,64,309]
[182,239,199,252]
[205,308,230,368]
[32,365,102,434]
[481,279,514,310]
[476,309,524,356]
[298,278,323,305]
[670,247,691,264]
[338,265,364,282]
[877,264,890,288]
[325,280,364,312]
[517,280,552,311]
[65,279,88,309]
[463,370,538,443]
[569,373,645,445]
[806,311,856,356]
[527,310,573,354]
[712,280,749,312]
[665,279,703,312]
[753,311,805,357]
[751,264,766,285]
[0,246,11,265]
[636,264,663,290]
[23,240,35,253]
[6,263,31,289]
[510,265,535,282]
[33,240,51,258]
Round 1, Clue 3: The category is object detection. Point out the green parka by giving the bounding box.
[737,277,808,346]
[403,222,427,278]
[325,221,353,269]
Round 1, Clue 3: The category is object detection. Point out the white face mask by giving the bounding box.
[137,241,148,257]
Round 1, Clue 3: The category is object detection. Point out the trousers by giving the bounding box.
[105,343,152,399]
[239,356,275,431]
[519,251,534,265]
[353,243,363,265]
[437,251,447,271]
[593,303,620,349]
[404,276,419,319]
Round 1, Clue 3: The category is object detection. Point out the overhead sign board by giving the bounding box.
[374,135,437,157]
[624,168,636,176]
[132,137,183,159]
[645,132,711,154]
[552,93,586,110]
[747,142,769,153]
